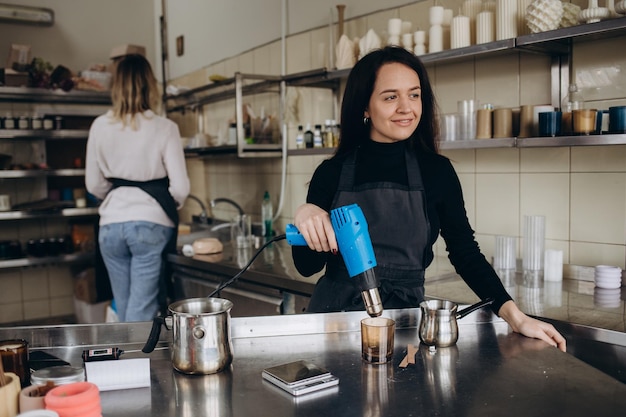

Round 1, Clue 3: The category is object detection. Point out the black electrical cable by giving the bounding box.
[208,234,287,298]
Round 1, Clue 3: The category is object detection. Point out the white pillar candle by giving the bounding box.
[413,30,426,45]
[476,11,495,44]
[496,0,518,40]
[414,44,427,55]
[429,6,444,25]
[462,0,483,44]
[517,0,532,35]
[402,33,413,51]
[429,24,443,53]
[451,14,470,49]
[388,18,402,36]
[442,9,453,50]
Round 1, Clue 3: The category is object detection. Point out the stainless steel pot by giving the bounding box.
[418,298,493,348]
[143,297,234,374]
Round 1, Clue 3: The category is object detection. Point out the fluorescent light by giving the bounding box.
[0,3,54,26]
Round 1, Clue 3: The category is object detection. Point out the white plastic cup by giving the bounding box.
[231,214,251,248]
[522,215,545,272]
[494,235,516,270]
[543,249,563,282]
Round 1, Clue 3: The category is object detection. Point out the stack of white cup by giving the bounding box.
[594,265,622,289]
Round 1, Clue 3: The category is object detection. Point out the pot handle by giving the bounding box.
[142,316,166,353]
[456,298,494,320]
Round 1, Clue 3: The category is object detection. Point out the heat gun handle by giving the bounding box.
[285,224,307,246]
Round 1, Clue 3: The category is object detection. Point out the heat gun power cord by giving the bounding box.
[208,234,287,298]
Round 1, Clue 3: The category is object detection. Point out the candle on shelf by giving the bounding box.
[442,9,454,50]
[462,0,483,44]
[476,10,495,44]
[429,6,444,25]
[517,0,533,35]
[402,33,413,51]
[388,18,402,36]
[413,30,427,55]
[429,24,443,53]
[496,0,518,40]
[451,13,471,49]
[429,5,445,53]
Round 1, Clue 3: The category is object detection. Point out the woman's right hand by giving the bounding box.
[294,203,338,253]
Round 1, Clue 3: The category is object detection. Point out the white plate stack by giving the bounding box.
[594,265,623,289]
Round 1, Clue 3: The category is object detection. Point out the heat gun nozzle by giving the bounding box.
[361,288,383,317]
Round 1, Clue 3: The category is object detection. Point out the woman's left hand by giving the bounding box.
[498,300,567,352]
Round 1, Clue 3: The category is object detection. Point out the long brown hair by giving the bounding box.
[110,54,160,129]
[335,46,440,157]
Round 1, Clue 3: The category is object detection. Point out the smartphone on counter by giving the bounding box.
[262,360,339,396]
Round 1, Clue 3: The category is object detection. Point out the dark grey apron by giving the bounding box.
[307,148,430,313]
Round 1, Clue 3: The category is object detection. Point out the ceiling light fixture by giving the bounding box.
[0,3,54,26]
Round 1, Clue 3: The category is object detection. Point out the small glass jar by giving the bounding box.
[31,365,85,386]
[43,116,55,130]
[18,116,30,130]
[4,113,16,129]
[31,114,43,129]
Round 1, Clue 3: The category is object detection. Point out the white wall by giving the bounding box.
[0,0,157,77]
[164,0,418,79]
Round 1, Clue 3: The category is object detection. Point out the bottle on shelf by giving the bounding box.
[261,190,273,238]
[323,120,334,147]
[304,123,314,149]
[295,125,304,149]
[313,124,323,148]
[561,83,584,135]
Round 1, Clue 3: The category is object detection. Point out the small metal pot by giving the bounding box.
[418,298,493,348]
[143,297,234,374]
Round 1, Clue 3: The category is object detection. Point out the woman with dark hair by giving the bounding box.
[291,46,565,351]
[86,54,190,322]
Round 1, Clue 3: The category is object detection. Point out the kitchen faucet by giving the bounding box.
[186,194,208,223]
[210,198,244,217]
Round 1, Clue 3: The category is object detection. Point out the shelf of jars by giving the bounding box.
[0,251,94,270]
[0,168,85,179]
[0,129,89,140]
[286,134,626,155]
[0,207,98,221]
[0,86,111,105]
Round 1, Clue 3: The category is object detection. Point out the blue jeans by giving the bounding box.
[99,221,174,322]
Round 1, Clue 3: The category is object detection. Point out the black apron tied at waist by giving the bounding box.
[108,177,179,225]
[107,176,179,312]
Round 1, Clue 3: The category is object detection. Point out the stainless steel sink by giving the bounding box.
[177,218,263,248]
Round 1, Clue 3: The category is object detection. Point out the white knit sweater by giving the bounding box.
[85,110,190,227]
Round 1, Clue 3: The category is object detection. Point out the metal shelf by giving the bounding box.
[517,133,626,147]
[0,252,94,270]
[0,168,85,179]
[286,134,626,155]
[165,73,282,113]
[516,18,626,55]
[0,207,98,221]
[0,129,89,140]
[0,86,110,105]
[440,137,516,150]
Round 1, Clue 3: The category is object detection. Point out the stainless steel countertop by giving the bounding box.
[2,308,626,417]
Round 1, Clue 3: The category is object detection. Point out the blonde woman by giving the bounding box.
[86,54,189,322]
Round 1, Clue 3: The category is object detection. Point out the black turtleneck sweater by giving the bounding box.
[292,139,512,314]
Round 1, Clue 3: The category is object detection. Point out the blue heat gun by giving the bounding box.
[286,203,383,317]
